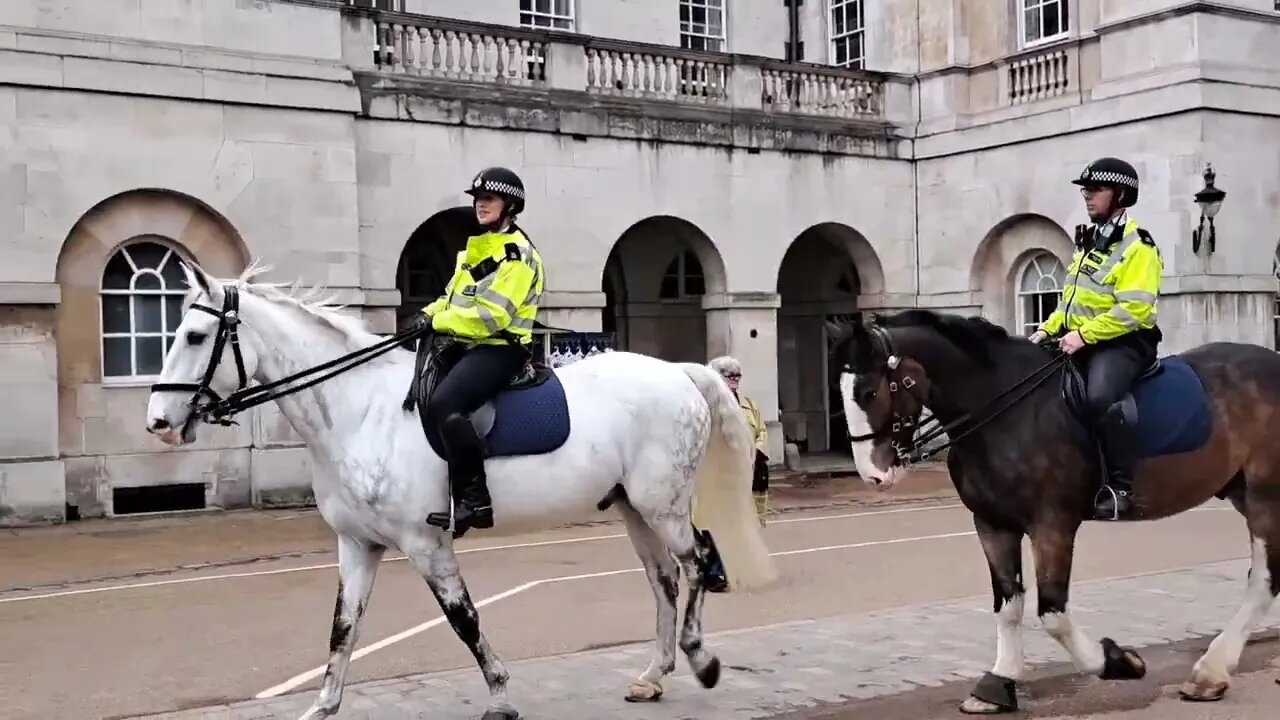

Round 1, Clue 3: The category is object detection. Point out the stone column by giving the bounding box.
[0,284,65,526]
[703,292,784,464]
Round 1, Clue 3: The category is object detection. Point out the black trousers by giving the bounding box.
[425,343,530,451]
[1074,330,1158,421]
[752,450,769,493]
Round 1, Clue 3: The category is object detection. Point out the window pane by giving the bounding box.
[103,252,133,290]
[165,334,176,354]
[127,242,170,270]
[136,295,163,333]
[1044,6,1062,37]
[535,0,550,13]
[159,255,188,288]
[136,336,165,376]
[164,295,184,333]
[102,295,131,334]
[103,337,133,377]
[520,0,532,10]
[134,271,162,290]
[1024,7,1041,42]
[554,0,571,14]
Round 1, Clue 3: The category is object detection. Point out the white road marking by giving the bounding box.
[255,529,979,698]
[0,502,966,605]
[0,503,1236,606]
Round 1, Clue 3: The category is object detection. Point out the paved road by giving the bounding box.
[2,484,1275,720]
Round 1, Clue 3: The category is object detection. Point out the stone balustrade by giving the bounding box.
[347,8,895,121]
[1006,47,1071,105]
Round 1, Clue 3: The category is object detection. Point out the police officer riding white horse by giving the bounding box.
[408,166,546,538]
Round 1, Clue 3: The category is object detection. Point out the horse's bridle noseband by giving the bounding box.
[150,285,250,436]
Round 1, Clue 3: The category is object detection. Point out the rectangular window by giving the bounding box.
[680,0,726,52]
[520,0,575,30]
[829,0,865,69]
[1020,0,1070,46]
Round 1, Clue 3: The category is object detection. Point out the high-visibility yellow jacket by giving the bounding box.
[423,227,544,346]
[739,393,767,456]
[1039,215,1162,344]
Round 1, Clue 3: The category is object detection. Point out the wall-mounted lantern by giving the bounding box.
[1192,164,1226,254]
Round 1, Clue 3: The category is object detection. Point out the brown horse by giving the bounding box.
[826,309,1280,714]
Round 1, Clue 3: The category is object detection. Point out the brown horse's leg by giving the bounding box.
[960,517,1026,715]
[1181,478,1279,701]
[1030,521,1147,681]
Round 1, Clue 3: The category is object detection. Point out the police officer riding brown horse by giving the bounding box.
[829,157,1280,713]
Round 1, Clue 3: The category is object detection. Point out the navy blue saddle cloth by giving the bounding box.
[1061,355,1213,459]
[423,362,572,460]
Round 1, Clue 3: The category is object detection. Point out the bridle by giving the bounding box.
[149,286,249,437]
[845,325,930,463]
[149,282,431,437]
[844,323,1070,466]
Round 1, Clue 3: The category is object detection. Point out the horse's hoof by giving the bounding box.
[1178,679,1228,702]
[962,672,1018,713]
[481,709,520,720]
[624,680,663,702]
[959,696,1015,714]
[1099,638,1146,680]
[695,656,721,689]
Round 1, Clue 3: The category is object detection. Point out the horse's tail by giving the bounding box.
[680,363,778,592]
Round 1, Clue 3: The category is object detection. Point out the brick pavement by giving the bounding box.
[129,558,1278,720]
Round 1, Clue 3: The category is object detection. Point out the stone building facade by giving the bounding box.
[1,0,1277,525]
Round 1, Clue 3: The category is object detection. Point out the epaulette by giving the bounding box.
[1135,228,1155,246]
[504,242,522,262]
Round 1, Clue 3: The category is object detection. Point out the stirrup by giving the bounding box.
[1093,485,1132,521]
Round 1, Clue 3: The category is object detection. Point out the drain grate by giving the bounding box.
[112,482,207,515]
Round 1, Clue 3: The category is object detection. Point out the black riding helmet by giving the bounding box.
[465,166,526,217]
[1071,157,1140,208]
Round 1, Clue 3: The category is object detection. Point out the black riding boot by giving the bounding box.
[1094,402,1137,521]
[426,413,494,538]
[697,528,729,593]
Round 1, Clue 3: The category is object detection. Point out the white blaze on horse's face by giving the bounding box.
[144,263,252,446]
[839,371,903,489]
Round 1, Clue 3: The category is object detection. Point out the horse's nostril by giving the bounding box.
[150,418,171,431]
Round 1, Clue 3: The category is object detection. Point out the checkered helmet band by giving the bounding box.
[1079,168,1138,188]
[478,179,524,200]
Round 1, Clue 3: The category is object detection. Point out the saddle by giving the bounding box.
[405,335,570,460]
[1058,354,1213,472]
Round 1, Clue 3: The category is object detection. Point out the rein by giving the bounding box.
[150,284,430,435]
[850,326,1070,465]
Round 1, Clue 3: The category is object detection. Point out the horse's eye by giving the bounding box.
[186,331,207,345]
[857,388,876,404]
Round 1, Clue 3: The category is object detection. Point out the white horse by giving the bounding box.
[144,262,777,720]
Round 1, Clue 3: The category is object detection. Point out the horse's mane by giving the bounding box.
[874,309,1030,366]
[191,260,384,349]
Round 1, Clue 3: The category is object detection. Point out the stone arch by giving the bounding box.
[776,222,881,457]
[54,189,248,517]
[600,216,727,363]
[394,206,478,331]
[970,214,1074,331]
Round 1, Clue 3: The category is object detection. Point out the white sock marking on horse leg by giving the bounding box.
[991,593,1026,680]
[301,537,384,720]
[1194,536,1275,681]
[1041,608,1105,675]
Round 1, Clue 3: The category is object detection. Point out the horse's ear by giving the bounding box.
[179,260,222,305]
[824,319,848,340]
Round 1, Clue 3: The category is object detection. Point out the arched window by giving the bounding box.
[659,250,706,299]
[1015,251,1066,335]
[100,238,190,381]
